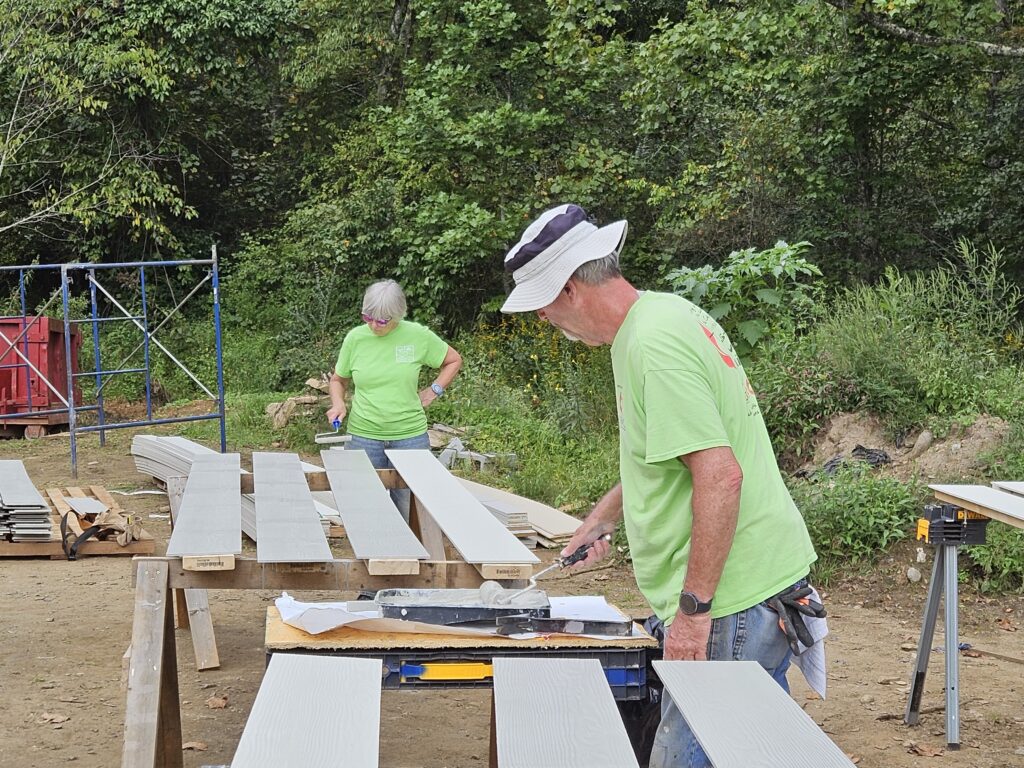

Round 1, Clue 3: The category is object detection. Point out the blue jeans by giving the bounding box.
[648,599,793,768]
[345,432,430,521]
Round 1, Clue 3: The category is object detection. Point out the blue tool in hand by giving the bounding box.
[315,417,351,446]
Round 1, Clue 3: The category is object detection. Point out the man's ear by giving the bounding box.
[563,278,579,302]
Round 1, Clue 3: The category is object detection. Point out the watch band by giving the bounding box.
[430,382,445,397]
[678,591,713,615]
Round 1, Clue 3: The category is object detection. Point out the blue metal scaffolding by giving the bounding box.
[0,248,226,476]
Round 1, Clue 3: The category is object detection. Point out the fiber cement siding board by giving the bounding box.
[492,657,638,768]
[0,460,48,507]
[385,450,538,565]
[458,476,581,538]
[231,654,381,767]
[653,660,855,768]
[253,452,333,563]
[992,481,1024,498]
[321,450,428,561]
[165,453,242,558]
[931,484,1024,529]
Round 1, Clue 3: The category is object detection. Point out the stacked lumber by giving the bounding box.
[0,460,51,542]
[131,435,341,541]
[0,485,155,558]
[477,498,532,537]
[457,477,581,547]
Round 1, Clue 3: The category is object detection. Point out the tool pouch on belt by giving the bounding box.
[60,509,140,560]
[764,581,827,655]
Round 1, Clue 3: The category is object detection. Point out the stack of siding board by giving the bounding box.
[457,477,581,547]
[131,435,341,541]
[0,460,52,542]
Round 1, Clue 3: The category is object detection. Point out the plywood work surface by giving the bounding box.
[231,654,381,767]
[492,657,639,768]
[385,450,538,565]
[321,449,428,561]
[653,660,855,768]
[253,452,333,563]
[264,607,657,651]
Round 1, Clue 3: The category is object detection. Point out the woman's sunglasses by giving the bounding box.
[362,313,391,327]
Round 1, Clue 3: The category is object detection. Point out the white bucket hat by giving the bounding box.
[501,203,628,313]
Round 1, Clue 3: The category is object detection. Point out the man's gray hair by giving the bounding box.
[571,252,621,285]
[362,279,407,321]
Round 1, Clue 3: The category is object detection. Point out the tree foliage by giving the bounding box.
[2,0,1023,358]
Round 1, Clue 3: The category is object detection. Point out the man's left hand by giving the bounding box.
[418,389,437,408]
[663,611,712,660]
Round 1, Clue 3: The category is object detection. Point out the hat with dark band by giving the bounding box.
[501,203,627,313]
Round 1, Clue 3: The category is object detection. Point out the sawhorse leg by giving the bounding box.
[167,476,220,670]
[904,543,960,748]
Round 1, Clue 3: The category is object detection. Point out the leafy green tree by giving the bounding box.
[1,0,299,266]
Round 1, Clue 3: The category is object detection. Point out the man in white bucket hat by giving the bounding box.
[502,204,824,768]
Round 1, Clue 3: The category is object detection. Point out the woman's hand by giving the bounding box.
[326,403,347,425]
[418,388,437,408]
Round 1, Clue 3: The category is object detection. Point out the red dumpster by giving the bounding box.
[0,316,82,435]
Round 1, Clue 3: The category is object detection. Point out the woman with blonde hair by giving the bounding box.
[326,280,461,518]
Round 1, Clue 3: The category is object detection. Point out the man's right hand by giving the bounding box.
[663,611,712,660]
[326,405,346,425]
[560,527,613,570]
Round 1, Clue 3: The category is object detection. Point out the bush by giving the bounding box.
[789,467,923,578]
[966,525,1024,593]
[748,329,859,467]
[811,240,1023,436]
[456,315,616,438]
[667,240,822,358]
[968,424,1024,592]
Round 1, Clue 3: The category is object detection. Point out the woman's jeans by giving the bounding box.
[648,599,793,768]
[345,432,430,521]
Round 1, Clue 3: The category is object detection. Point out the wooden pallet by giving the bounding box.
[0,485,155,559]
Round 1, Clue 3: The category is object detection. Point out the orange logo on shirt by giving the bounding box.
[700,324,736,369]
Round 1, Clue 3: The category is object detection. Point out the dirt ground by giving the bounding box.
[807,412,1011,483]
[1,430,1023,768]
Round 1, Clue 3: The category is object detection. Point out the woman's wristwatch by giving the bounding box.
[430,382,445,397]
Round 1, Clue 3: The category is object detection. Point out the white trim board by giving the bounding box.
[654,660,855,768]
[492,657,638,768]
[253,452,333,563]
[231,654,381,767]
[165,453,241,558]
[385,450,538,565]
[321,449,428,561]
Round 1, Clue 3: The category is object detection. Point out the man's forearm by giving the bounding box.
[683,475,740,602]
[585,483,624,535]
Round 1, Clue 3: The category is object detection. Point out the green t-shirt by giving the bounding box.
[335,321,449,441]
[610,292,816,622]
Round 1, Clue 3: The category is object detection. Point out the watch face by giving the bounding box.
[679,592,698,614]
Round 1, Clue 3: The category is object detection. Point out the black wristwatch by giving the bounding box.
[678,591,713,615]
